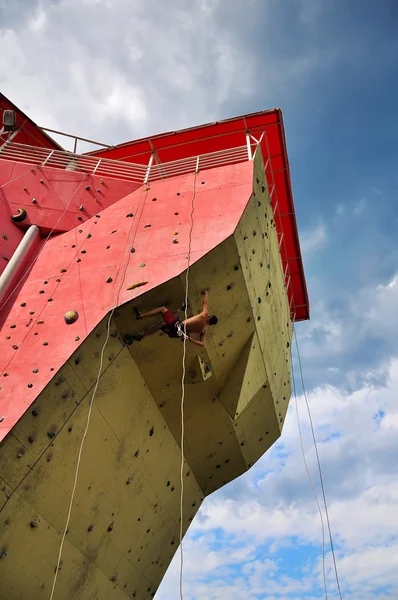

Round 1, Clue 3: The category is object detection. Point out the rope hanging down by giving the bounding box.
[179,169,198,600]
[49,186,150,599]
[293,328,343,600]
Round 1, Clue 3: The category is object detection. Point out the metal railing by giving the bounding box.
[0,140,250,184]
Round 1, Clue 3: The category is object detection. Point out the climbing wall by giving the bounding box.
[0,150,293,599]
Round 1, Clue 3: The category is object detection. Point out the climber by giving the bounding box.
[134,290,218,347]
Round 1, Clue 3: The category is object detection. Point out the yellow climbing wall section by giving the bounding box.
[0,150,292,600]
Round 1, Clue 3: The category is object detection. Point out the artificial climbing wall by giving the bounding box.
[0,150,292,599]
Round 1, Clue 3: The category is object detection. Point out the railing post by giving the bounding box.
[144,154,154,184]
[246,132,253,160]
[42,149,55,166]
[93,158,102,174]
[196,155,200,173]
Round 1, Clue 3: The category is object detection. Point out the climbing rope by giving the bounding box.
[294,328,343,600]
[49,186,149,599]
[179,169,197,600]
[291,330,328,600]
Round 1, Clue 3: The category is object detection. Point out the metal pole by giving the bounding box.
[144,154,154,184]
[246,133,253,160]
[0,225,41,308]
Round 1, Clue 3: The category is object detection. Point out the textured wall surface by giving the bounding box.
[0,151,292,599]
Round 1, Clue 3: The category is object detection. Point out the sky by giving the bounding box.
[1,0,398,598]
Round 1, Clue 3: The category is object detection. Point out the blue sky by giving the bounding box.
[1,1,398,598]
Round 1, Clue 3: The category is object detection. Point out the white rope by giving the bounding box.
[49,188,148,599]
[179,170,197,600]
[291,330,328,599]
[294,328,343,599]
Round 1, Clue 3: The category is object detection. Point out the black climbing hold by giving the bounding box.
[47,432,55,439]
[64,310,79,325]
[28,436,34,443]
[68,427,72,432]
[87,525,93,532]
[48,298,53,302]
[12,345,18,350]
[60,268,67,273]
[140,262,145,268]
[11,208,27,223]
[27,383,33,388]
[234,265,239,270]
[253,231,257,236]
[30,520,40,528]
[257,316,261,321]
[77,216,83,221]
[85,186,90,191]
[20,302,26,307]
[258,298,261,303]
[126,213,134,217]
[130,247,135,253]
[144,224,151,228]
[287,342,290,348]
[32,369,39,373]
[75,357,80,365]
[268,282,271,288]
[62,392,68,399]
[107,522,114,532]
[106,277,113,283]
[111,230,117,234]
[81,249,86,254]
[201,181,205,185]
[43,342,48,346]
[166,481,170,487]
[39,290,44,294]
[174,212,179,215]
[227,284,232,291]
[10,324,16,328]
[76,258,81,263]
[32,409,39,417]
[262,185,265,193]
[149,427,154,437]
[134,450,139,457]
[75,336,80,342]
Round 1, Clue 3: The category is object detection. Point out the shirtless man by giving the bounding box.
[135,290,217,347]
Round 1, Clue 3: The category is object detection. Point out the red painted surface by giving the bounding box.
[0,94,61,149]
[0,159,140,234]
[0,162,254,441]
[88,109,309,321]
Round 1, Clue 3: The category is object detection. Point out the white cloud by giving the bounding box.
[300,222,327,257]
[157,357,398,598]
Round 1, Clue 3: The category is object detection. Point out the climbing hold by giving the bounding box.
[86,233,92,239]
[60,268,67,273]
[253,230,257,236]
[144,224,151,228]
[81,249,86,254]
[30,311,35,315]
[79,205,84,211]
[172,238,179,244]
[28,436,34,443]
[27,383,33,388]
[106,245,110,249]
[126,281,148,291]
[32,198,37,204]
[111,230,117,234]
[258,297,261,303]
[77,216,83,221]
[47,432,56,439]
[130,247,135,253]
[174,212,179,215]
[106,276,113,283]
[38,320,44,324]
[32,409,39,417]
[234,265,239,270]
[126,213,134,217]
[149,426,154,437]
[0,417,4,423]
[40,179,44,184]
[20,302,26,307]
[75,336,80,342]
[5,335,10,340]
[2,256,8,261]
[43,342,48,346]
[10,324,16,328]
[85,186,90,191]
[39,290,44,294]
[76,258,81,263]
[139,263,145,268]
[47,298,53,302]
[0,552,8,559]
[12,345,18,350]
[226,284,232,291]
[111,575,117,582]
[2,234,7,240]
[30,520,40,528]
[87,525,93,532]
[107,522,114,532]
[11,208,27,222]
[152,197,157,202]
[123,334,134,345]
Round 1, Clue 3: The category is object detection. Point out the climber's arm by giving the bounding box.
[202,290,209,314]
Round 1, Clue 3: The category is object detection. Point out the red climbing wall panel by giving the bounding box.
[0,161,254,440]
[0,159,140,234]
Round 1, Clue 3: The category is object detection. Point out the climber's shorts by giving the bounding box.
[161,310,184,339]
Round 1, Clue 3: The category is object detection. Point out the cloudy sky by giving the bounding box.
[2,0,398,598]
